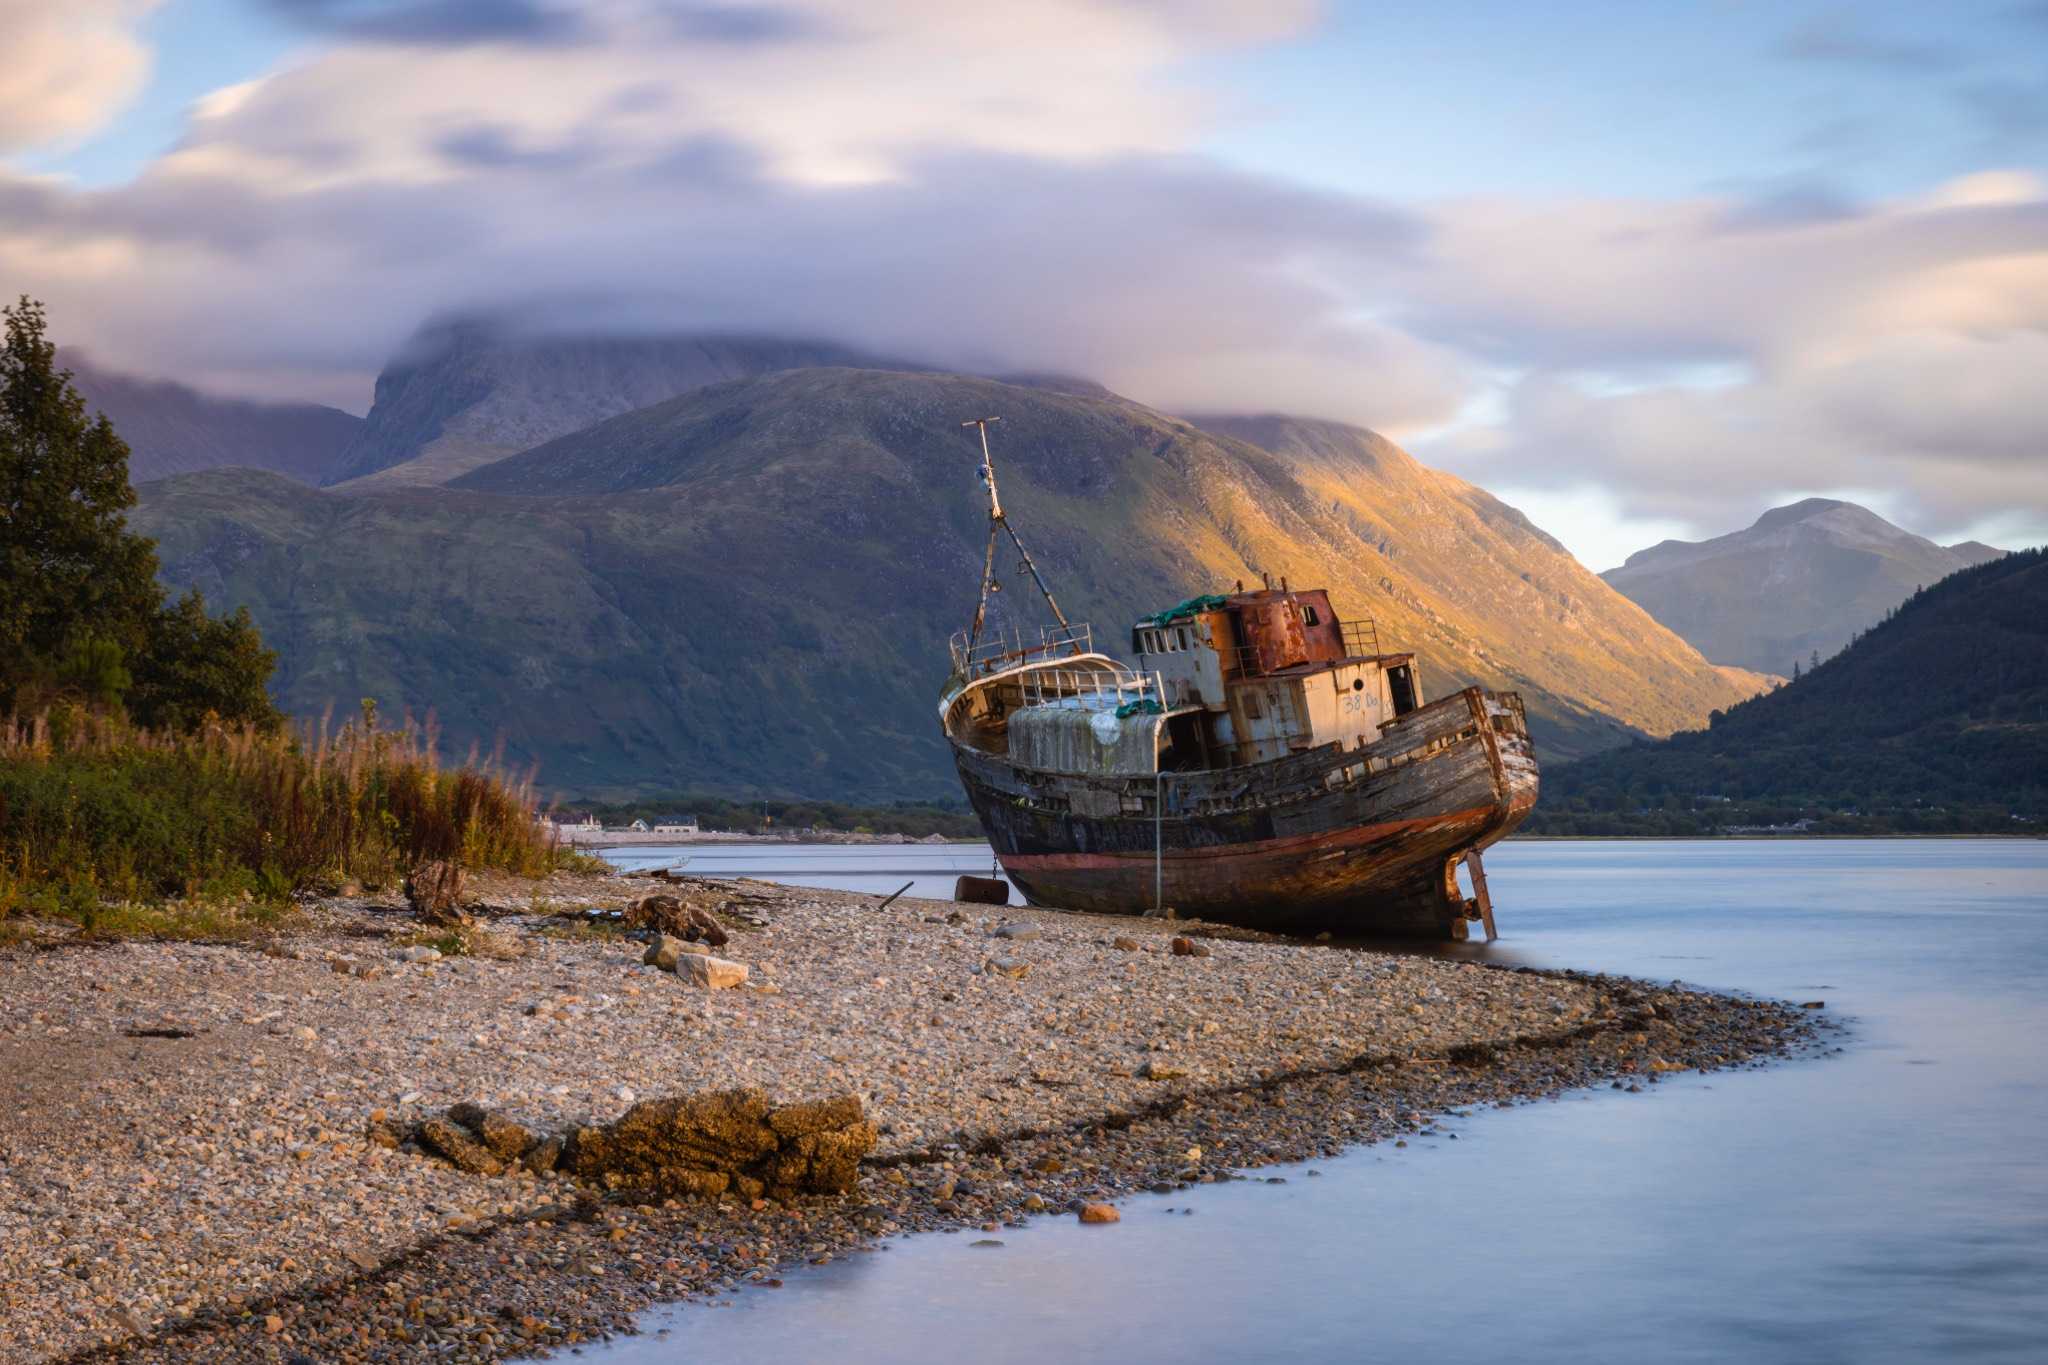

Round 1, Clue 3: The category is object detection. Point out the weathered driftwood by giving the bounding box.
[403,859,470,925]
[623,893,729,946]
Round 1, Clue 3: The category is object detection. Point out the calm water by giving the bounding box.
[594,839,2048,1365]
[606,842,998,902]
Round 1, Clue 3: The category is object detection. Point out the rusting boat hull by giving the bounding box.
[950,686,1537,940]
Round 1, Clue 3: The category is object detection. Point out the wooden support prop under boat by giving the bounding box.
[1466,848,1498,942]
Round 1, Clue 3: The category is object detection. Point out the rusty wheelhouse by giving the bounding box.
[937,419,1538,940]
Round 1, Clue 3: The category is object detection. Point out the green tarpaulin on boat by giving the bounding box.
[1114,698,1164,719]
[1141,593,1229,626]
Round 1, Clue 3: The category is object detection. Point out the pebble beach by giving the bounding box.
[0,869,1814,1363]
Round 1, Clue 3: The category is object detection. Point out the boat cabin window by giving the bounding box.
[1301,605,1320,626]
[1243,690,1263,719]
[1176,626,1191,650]
[1387,664,1417,716]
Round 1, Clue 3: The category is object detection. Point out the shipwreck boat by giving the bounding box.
[938,419,1539,940]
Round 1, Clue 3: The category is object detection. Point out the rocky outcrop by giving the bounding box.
[400,1089,875,1199]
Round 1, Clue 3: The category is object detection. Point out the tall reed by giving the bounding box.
[0,701,564,911]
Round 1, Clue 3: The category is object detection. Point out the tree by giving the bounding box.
[128,590,281,732]
[0,298,282,729]
[0,297,162,711]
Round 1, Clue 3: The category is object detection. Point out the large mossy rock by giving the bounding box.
[566,1089,874,1200]
[405,1088,877,1201]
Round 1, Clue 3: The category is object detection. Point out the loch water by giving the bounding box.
[595,839,2048,1365]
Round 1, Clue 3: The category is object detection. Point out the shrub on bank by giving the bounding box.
[0,702,566,924]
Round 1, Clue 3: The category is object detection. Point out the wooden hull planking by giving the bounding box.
[950,686,1538,940]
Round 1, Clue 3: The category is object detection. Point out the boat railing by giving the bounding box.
[1017,665,1165,712]
[949,622,1096,680]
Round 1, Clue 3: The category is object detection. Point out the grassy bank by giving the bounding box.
[0,703,574,934]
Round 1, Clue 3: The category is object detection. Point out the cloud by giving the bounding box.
[1773,12,1962,72]
[0,1,159,153]
[659,3,829,44]
[1400,170,2048,538]
[1957,76,2048,145]
[263,0,584,44]
[1,0,2043,552]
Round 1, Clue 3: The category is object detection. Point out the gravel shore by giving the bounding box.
[0,870,1817,1363]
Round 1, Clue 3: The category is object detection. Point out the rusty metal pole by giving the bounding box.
[1154,769,1165,913]
[968,518,1000,650]
[963,418,1004,652]
[964,416,1004,519]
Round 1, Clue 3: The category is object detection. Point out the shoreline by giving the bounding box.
[583,832,2044,851]
[2,872,1820,1364]
[561,831,976,850]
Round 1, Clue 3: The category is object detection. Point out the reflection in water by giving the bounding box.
[593,840,2048,1365]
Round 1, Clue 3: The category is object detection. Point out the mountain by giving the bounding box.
[132,369,1759,801]
[1529,548,2048,835]
[322,320,912,489]
[1947,540,2008,567]
[63,353,362,485]
[1601,498,2006,676]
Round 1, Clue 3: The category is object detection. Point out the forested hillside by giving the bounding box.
[1529,549,2048,835]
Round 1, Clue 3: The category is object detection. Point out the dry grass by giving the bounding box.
[0,701,572,934]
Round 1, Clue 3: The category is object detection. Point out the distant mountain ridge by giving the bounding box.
[1530,547,2048,835]
[1602,497,2005,675]
[63,353,362,486]
[322,320,916,489]
[134,366,1762,799]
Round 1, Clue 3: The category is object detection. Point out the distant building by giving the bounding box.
[552,811,601,831]
[651,814,699,834]
[628,818,650,832]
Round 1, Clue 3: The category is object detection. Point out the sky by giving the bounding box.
[1,0,2044,570]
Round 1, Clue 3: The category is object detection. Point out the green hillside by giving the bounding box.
[1528,548,2048,835]
[135,369,1759,801]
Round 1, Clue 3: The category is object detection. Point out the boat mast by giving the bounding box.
[962,416,1071,651]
